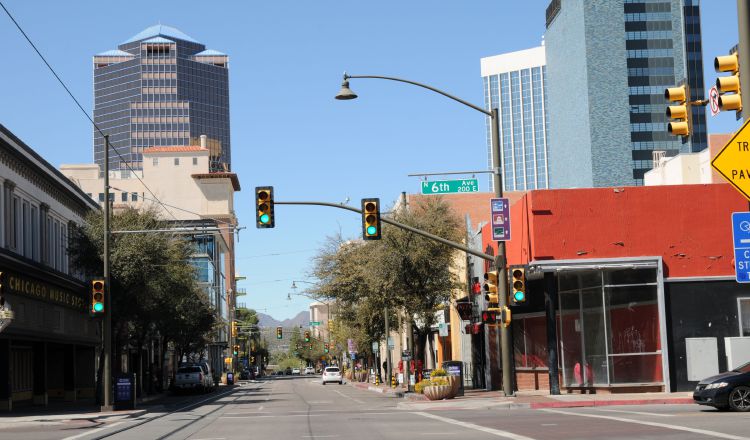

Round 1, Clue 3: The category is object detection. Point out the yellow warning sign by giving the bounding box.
[711,118,750,201]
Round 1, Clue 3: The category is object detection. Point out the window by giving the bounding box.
[121,192,128,202]
[193,157,198,166]
[153,157,159,166]
[131,192,138,202]
[174,157,180,166]
[740,299,750,337]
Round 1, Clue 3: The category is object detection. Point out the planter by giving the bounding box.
[423,385,452,401]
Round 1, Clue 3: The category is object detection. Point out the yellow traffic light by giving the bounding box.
[483,271,499,304]
[361,198,381,240]
[510,266,526,305]
[255,186,275,228]
[91,280,105,315]
[715,53,742,112]
[231,321,238,337]
[500,306,512,328]
[665,85,690,137]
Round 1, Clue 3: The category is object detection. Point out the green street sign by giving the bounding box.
[309,321,321,326]
[421,179,478,195]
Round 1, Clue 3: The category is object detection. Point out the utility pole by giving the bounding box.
[739,0,750,121]
[384,306,391,387]
[102,135,112,411]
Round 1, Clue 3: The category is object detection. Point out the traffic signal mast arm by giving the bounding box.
[274,200,494,261]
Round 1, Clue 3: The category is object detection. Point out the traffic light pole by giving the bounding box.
[739,0,750,121]
[102,135,112,411]
[488,108,513,397]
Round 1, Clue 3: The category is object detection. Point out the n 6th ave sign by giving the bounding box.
[421,179,478,195]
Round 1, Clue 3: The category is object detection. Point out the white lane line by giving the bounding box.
[418,433,461,436]
[220,412,396,420]
[541,409,750,440]
[595,408,674,417]
[332,389,365,404]
[540,424,557,426]
[301,436,339,438]
[61,422,124,440]
[414,412,536,440]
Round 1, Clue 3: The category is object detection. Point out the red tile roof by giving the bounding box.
[143,146,207,154]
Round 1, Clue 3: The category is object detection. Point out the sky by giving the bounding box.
[0,0,741,320]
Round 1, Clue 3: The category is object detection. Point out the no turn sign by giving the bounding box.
[709,85,720,116]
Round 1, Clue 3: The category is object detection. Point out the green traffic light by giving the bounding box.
[260,214,270,224]
[366,225,377,235]
[514,291,525,302]
[93,303,104,312]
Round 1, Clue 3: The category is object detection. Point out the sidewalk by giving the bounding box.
[347,381,695,410]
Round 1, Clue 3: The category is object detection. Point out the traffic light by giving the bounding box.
[231,321,238,337]
[510,266,526,306]
[324,343,329,353]
[481,310,498,324]
[715,52,742,113]
[304,330,310,342]
[255,186,275,228]
[308,343,313,350]
[91,280,105,315]
[361,198,381,240]
[500,306,512,328]
[233,345,239,356]
[250,356,255,363]
[665,84,691,137]
[276,326,283,339]
[483,271,499,305]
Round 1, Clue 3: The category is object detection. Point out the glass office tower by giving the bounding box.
[545,0,706,187]
[93,25,230,172]
[481,46,549,192]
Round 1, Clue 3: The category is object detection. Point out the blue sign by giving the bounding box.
[732,212,750,283]
[490,198,511,241]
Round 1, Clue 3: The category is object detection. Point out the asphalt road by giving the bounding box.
[3,377,750,440]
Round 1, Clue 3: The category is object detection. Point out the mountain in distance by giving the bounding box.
[257,311,309,328]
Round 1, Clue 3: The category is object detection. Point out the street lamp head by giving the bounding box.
[335,79,358,100]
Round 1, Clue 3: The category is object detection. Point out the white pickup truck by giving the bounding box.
[174,366,206,392]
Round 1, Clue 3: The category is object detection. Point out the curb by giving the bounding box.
[529,397,694,409]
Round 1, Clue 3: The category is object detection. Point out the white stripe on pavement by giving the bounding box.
[595,408,674,417]
[61,422,124,440]
[332,389,365,404]
[414,412,537,440]
[541,409,750,440]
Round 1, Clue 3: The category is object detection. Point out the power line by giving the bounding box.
[0,1,179,222]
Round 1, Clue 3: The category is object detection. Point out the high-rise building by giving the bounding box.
[544,0,706,187]
[481,46,549,192]
[93,25,230,172]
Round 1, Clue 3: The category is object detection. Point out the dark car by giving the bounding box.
[694,361,750,411]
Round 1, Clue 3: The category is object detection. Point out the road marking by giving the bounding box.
[595,408,674,417]
[332,389,365,404]
[541,409,750,440]
[61,422,124,440]
[190,438,226,440]
[418,433,461,436]
[414,412,537,440]
[540,424,557,426]
[301,436,339,438]
[220,412,396,420]
[258,405,264,411]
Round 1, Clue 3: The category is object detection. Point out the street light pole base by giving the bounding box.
[100,405,113,412]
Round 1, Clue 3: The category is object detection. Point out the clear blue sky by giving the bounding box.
[0,0,740,320]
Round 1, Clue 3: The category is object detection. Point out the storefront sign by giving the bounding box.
[5,271,86,310]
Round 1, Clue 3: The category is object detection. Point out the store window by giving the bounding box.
[513,314,548,368]
[740,299,750,337]
[558,266,661,387]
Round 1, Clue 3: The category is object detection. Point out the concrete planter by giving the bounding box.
[423,385,452,401]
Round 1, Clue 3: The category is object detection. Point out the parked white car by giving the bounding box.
[174,366,206,392]
[304,366,315,375]
[322,366,343,385]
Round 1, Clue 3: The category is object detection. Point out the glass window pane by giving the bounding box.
[741,299,750,337]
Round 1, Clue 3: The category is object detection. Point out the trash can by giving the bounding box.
[441,361,464,397]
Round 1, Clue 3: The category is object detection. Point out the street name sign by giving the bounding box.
[490,198,511,241]
[711,118,750,201]
[732,212,750,283]
[309,321,321,326]
[421,179,478,195]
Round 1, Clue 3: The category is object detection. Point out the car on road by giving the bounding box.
[304,367,315,375]
[174,366,207,393]
[694,361,750,411]
[322,366,343,385]
[285,367,292,375]
[292,368,301,375]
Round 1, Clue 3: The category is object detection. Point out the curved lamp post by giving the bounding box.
[335,72,516,396]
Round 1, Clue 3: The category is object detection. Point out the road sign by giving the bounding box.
[732,212,750,283]
[387,337,394,349]
[309,321,321,326]
[421,179,478,195]
[490,198,511,241]
[371,341,378,351]
[712,119,750,201]
[709,85,720,116]
[438,322,449,337]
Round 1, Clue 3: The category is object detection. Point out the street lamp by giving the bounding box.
[335,72,514,396]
